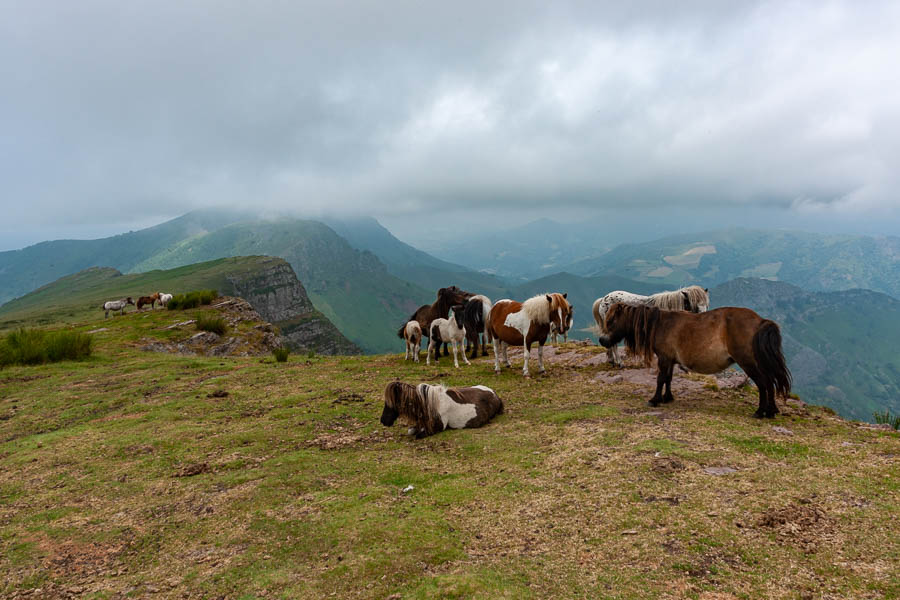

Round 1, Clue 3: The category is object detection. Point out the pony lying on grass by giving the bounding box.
[102,297,134,318]
[380,381,504,438]
[427,305,469,368]
[599,303,791,418]
[593,285,709,367]
[402,320,422,362]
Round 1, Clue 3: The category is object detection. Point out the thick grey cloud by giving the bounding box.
[1,0,899,247]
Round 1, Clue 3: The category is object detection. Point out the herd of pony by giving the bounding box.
[392,283,792,435]
[102,292,173,318]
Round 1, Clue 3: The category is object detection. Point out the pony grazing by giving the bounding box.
[593,285,709,367]
[380,381,504,438]
[398,286,471,356]
[486,292,571,377]
[427,305,469,368]
[136,293,160,311]
[401,320,422,362]
[102,297,134,318]
[599,303,792,418]
[158,292,173,307]
[463,294,492,358]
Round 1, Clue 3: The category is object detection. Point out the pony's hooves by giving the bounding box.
[752,411,765,419]
[648,399,661,407]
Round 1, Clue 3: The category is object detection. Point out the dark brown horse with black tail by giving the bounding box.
[598,303,791,418]
[397,286,472,356]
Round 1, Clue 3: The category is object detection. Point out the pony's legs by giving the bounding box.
[442,342,449,357]
[662,361,675,403]
[767,382,779,418]
[452,340,460,368]
[414,340,420,363]
[492,336,502,373]
[522,342,531,377]
[537,342,546,373]
[742,365,770,419]
[427,339,435,365]
[649,356,670,405]
[503,342,511,367]
[460,340,471,366]
[405,339,410,360]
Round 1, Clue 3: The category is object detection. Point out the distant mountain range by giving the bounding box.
[711,278,900,421]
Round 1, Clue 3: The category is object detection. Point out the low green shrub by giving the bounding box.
[873,410,900,430]
[272,347,290,362]
[168,290,219,310]
[196,313,227,336]
[0,328,93,367]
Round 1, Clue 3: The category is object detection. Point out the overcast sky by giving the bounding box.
[2,1,899,250]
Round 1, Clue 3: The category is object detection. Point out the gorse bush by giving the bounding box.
[272,347,290,362]
[168,290,219,310]
[873,410,900,430]
[0,328,93,367]
[196,313,227,335]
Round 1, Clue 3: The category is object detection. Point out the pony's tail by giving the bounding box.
[592,299,604,334]
[752,320,792,399]
[397,323,406,339]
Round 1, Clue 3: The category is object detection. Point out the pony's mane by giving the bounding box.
[521,294,553,324]
[383,381,443,435]
[615,304,661,365]
[647,285,709,311]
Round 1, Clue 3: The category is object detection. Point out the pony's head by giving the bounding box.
[449,304,466,328]
[547,293,572,335]
[599,303,659,364]
[681,286,709,313]
[126,297,135,305]
[381,381,442,435]
[437,287,469,307]
[381,381,415,426]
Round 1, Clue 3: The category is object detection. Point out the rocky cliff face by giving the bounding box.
[223,257,360,355]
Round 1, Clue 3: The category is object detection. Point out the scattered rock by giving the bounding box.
[621,529,638,535]
[86,327,108,334]
[401,485,414,494]
[772,426,794,435]
[652,457,685,475]
[207,389,229,398]
[703,466,737,475]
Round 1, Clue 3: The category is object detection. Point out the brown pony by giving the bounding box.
[486,292,572,377]
[136,293,160,310]
[398,286,471,356]
[598,303,792,418]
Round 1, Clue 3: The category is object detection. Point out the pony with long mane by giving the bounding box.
[598,303,791,418]
[593,285,709,366]
[380,381,504,438]
[402,320,422,362]
[102,297,134,318]
[398,286,471,356]
[136,293,160,311]
[463,294,492,358]
[548,310,574,345]
[486,292,572,377]
[427,305,469,368]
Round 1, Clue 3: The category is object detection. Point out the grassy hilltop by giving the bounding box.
[1,302,898,599]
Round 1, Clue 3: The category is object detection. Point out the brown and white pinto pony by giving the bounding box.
[486,293,572,377]
[598,303,792,418]
[136,293,161,310]
[398,286,471,356]
[380,381,504,438]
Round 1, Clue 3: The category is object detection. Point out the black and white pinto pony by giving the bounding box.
[593,285,709,367]
[463,294,492,358]
[427,305,470,368]
[402,320,422,362]
[102,297,134,318]
[380,381,504,438]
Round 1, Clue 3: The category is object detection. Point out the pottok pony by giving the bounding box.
[598,303,791,418]
[402,320,422,362]
[102,297,134,318]
[136,293,160,310]
[427,305,469,368]
[487,293,571,377]
[548,309,574,344]
[158,292,173,307]
[380,381,503,438]
[463,294,492,358]
[398,286,471,357]
[593,285,709,367]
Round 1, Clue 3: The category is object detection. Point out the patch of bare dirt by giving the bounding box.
[173,462,211,477]
[755,500,834,553]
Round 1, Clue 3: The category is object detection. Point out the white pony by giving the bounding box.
[427,305,469,368]
[102,297,134,318]
[403,320,422,362]
[593,285,709,367]
[158,292,173,307]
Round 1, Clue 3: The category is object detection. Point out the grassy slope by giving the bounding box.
[1,312,897,599]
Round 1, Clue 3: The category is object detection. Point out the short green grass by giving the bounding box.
[0,314,898,599]
[195,313,227,335]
